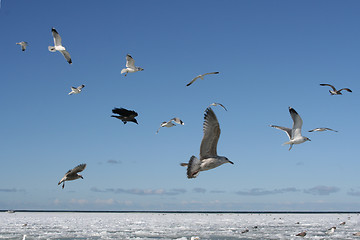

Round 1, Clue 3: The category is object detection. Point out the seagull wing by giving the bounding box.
[70,163,86,174]
[125,54,135,69]
[202,72,220,77]
[338,88,352,93]
[60,50,72,64]
[211,102,227,111]
[270,125,292,139]
[21,42,28,51]
[186,76,201,87]
[200,108,220,160]
[77,84,85,90]
[52,28,62,46]
[171,117,184,125]
[324,128,338,132]
[289,107,303,139]
[320,83,337,91]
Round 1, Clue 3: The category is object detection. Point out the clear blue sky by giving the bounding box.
[1,0,360,211]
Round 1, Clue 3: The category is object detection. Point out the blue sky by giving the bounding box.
[1,0,360,211]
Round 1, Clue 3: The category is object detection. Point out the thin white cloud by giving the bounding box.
[303,186,340,196]
[236,187,299,196]
[91,187,187,196]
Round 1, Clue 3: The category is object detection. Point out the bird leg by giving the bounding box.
[62,182,65,189]
[288,144,293,151]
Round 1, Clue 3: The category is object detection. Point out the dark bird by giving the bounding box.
[111,108,138,124]
[296,231,306,237]
[58,163,86,189]
[320,83,352,95]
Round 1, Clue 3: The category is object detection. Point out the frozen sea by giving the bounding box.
[1,212,360,240]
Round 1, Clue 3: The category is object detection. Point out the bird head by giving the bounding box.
[221,157,234,165]
[137,67,144,71]
[305,137,311,142]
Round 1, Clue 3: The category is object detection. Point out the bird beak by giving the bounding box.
[80,176,84,179]
[228,160,234,164]
[308,138,311,141]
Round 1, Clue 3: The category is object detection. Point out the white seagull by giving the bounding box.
[16,41,28,51]
[326,227,336,235]
[320,83,352,95]
[48,28,72,64]
[186,72,220,87]
[156,117,184,134]
[180,107,233,178]
[121,54,144,76]
[68,84,85,95]
[58,163,86,189]
[270,107,311,151]
[208,102,227,111]
[308,127,338,132]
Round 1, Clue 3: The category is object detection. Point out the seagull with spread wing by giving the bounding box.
[180,107,233,178]
[320,83,352,95]
[270,107,311,151]
[111,108,138,124]
[68,84,85,95]
[186,72,220,87]
[156,117,184,134]
[308,127,338,132]
[16,41,28,51]
[58,163,86,189]
[48,28,72,64]
[121,54,144,76]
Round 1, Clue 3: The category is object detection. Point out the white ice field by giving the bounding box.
[1,212,360,239]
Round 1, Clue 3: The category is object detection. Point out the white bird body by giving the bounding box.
[326,227,336,234]
[48,28,72,64]
[68,84,85,95]
[16,41,28,51]
[121,54,144,76]
[270,107,311,150]
[180,107,233,178]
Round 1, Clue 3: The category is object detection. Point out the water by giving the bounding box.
[1,212,360,239]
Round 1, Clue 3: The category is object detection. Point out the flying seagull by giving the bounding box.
[180,107,233,178]
[121,54,144,76]
[58,163,86,189]
[16,41,28,51]
[208,102,227,111]
[186,72,220,87]
[68,84,85,95]
[320,83,352,95]
[111,108,138,124]
[48,28,72,64]
[308,127,338,132]
[156,117,184,134]
[270,107,311,151]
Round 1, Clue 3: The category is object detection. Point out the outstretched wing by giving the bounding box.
[339,88,352,93]
[52,28,62,46]
[209,102,227,111]
[202,72,220,77]
[112,108,138,117]
[77,84,85,90]
[70,163,86,174]
[200,108,220,160]
[270,125,292,139]
[125,54,135,69]
[186,75,201,87]
[320,83,336,91]
[60,50,72,64]
[289,107,303,139]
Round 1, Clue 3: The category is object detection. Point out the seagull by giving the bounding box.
[270,107,311,151]
[296,231,306,237]
[186,72,220,87]
[156,117,184,134]
[180,107,233,178]
[58,163,86,189]
[320,83,352,95]
[208,102,227,111]
[68,84,85,95]
[121,54,144,76]
[353,232,360,236]
[308,127,338,132]
[48,28,72,64]
[16,41,28,51]
[340,221,346,225]
[111,108,138,124]
[326,227,336,235]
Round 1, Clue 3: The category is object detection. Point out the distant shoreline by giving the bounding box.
[2,210,360,214]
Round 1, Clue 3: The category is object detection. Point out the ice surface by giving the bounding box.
[0,212,360,239]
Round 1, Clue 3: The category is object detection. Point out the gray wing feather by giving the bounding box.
[126,54,135,69]
[289,107,303,138]
[60,50,72,64]
[200,108,220,160]
[52,28,62,46]
[320,83,336,91]
[270,125,292,139]
[70,164,86,174]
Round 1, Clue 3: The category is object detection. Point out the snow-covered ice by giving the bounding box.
[1,212,360,239]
